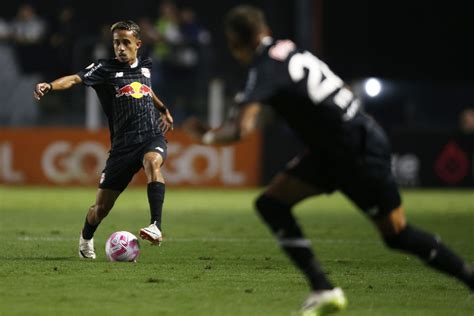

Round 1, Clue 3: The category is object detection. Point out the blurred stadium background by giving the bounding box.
[1,0,474,188]
[1,1,474,315]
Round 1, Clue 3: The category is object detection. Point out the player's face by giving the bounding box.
[226,31,254,65]
[113,30,142,64]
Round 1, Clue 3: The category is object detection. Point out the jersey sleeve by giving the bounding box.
[237,60,279,106]
[76,62,107,86]
[140,57,153,69]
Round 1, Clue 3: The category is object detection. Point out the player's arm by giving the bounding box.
[185,102,261,145]
[151,90,174,134]
[34,75,82,100]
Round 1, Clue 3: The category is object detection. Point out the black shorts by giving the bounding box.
[286,113,401,219]
[99,135,168,192]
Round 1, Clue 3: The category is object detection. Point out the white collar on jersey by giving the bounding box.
[256,36,273,54]
[130,59,139,68]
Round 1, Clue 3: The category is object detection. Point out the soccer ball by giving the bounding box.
[105,231,140,262]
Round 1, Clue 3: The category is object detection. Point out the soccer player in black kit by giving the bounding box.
[34,21,174,259]
[184,5,474,315]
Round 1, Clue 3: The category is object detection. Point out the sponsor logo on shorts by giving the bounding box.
[100,172,106,184]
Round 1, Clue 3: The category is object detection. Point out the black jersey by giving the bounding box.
[238,37,361,153]
[77,58,163,149]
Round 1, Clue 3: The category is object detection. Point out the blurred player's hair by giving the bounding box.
[110,20,141,39]
[225,5,268,46]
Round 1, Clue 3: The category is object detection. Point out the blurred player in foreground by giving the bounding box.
[184,5,474,315]
[34,20,174,258]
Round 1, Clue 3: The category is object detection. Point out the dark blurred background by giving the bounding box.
[1,0,474,187]
[1,0,474,131]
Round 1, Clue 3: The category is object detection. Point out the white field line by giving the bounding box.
[16,236,378,244]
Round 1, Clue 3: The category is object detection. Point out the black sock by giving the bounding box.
[147,182,165,229]
[255,194,333,291]
[384,224,474,289]
[82,217,99,240]
[428,243,474,289]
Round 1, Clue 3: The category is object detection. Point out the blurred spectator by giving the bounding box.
[178,7,202,67]
[460,108,474,134]
[153,0,183,63]
[93,23,114,60]
[151,0,183,117]
[11,4,47,44]
[137,17,158,60]
[177,6,212,118]
[49,6,79,75]
[0,17,11,41]
[150,3,213,124]
[11,4,48,73]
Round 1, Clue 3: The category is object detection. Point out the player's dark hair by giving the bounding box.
[110,20,141,39]
[225,5,267,46]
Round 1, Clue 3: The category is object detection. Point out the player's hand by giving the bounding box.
[33,82,52,100]
[159,109,174,134]
[181,117,211,141]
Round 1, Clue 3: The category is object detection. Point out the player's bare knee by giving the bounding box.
[143,156,160,170]
[143,153,164,181]
[145,164,163,183]
[143,152,162,168]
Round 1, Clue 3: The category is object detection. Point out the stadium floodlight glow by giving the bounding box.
[364,78,382,97]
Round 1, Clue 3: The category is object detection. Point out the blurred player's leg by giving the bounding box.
[300,287,348,316]
[79,188,121,259]
[255,173,347,314]
[375,207,474,291]
[140,151,165,245]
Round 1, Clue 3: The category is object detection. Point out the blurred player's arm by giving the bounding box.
[183,102,261,145]
[151,90,174,134]
[34,75,82,100]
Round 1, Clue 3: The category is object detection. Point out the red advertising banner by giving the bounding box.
[0,128,261,187]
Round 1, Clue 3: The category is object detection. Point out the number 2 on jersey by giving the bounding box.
[288,51,352,111]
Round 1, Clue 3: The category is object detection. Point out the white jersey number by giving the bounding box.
[288,52,353,111]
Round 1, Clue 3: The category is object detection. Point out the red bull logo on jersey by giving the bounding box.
[115,82,152,99]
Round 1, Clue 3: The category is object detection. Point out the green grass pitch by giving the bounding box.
[0,186,473,315]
